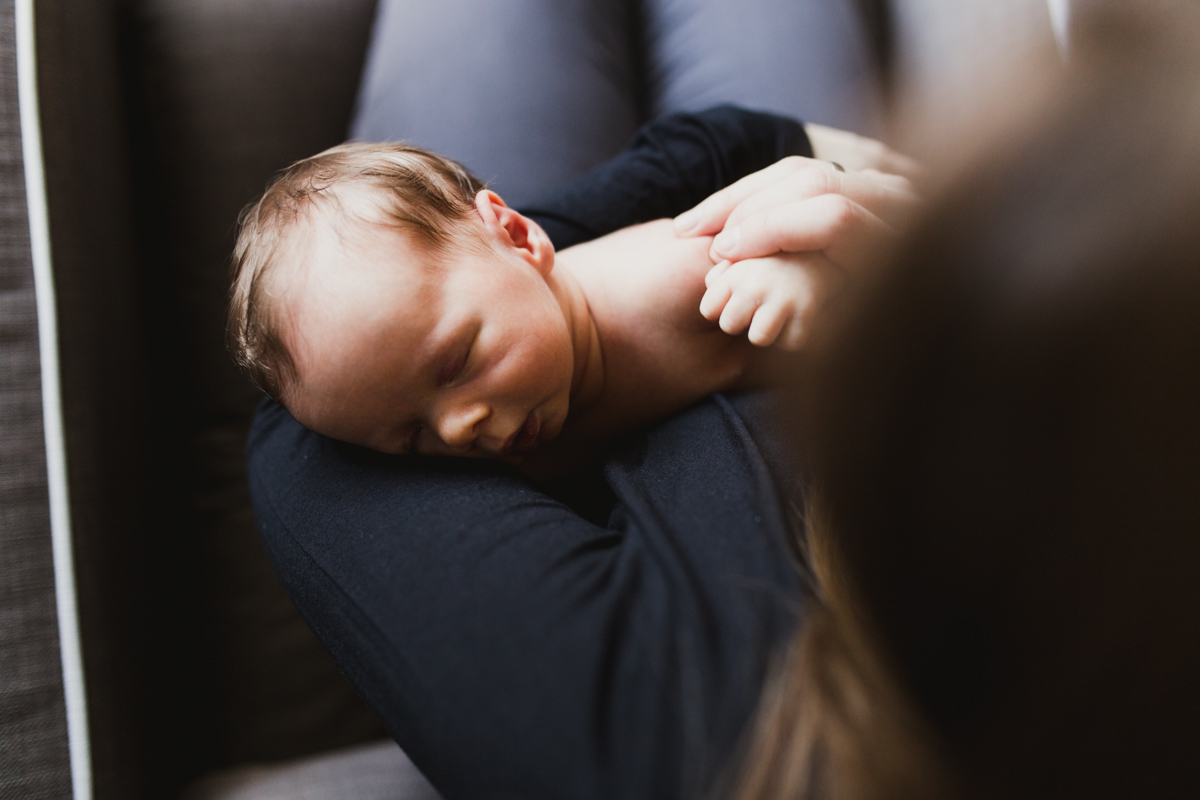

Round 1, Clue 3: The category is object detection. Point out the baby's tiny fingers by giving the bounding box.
[699,280,733,321]
[718,291,760,336]
[747,302,790,347]
[705,260,732,288]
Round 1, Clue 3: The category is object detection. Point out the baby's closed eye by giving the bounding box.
[440,340,472,387]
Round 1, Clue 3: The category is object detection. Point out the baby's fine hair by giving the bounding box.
[228,141,486,399]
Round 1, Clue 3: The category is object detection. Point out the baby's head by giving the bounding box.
[229,142,574,457]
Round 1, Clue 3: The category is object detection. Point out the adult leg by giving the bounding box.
[350,0,643,206]
[248,395,805,800]
[643,0,884,134]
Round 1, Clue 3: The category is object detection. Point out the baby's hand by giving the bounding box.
[699,252,834,351]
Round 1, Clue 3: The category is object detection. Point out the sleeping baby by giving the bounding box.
[228,142,823,472]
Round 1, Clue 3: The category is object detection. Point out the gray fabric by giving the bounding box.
[351,0,885,208]
[182,740,442,800]
[643,0,884,132]
[25,0,389,795]
[351,0,644,207]
[0,5,73,800]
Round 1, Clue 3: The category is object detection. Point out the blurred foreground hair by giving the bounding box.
[738,5,1200,800]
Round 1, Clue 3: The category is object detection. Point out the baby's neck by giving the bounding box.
[544,255,607,413]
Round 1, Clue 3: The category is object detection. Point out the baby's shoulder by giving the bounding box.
[562,218,719,333]
[603,218,714,303]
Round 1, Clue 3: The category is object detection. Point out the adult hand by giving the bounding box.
[804,123,922,177]
[674,153,920,268]
[674,139,921,349]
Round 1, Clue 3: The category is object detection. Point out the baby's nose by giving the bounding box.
[436,402,489,451]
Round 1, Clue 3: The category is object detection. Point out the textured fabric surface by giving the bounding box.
[183,740,441,800]
[0,5,73,799]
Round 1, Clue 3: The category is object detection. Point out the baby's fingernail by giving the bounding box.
[713,227,740,255]
[674,208,700,234]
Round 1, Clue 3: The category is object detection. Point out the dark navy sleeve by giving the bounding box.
[521,105,811,249]
[247,106,809,800]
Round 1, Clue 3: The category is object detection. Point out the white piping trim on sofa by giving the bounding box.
[15,2,93,799]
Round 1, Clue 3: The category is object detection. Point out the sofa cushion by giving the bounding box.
[126,0,387,770]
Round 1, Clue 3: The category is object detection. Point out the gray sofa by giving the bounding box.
[0,1,1057,798]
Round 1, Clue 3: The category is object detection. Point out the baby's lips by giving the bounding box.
[513,412,541,453]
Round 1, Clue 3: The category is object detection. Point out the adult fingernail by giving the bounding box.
[713,227,740,255]
[674,208,700,234]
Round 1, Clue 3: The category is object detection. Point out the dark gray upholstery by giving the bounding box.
[0,5,72,800]
[123,0,387,771]
[25,0,387,797]
[33,1,160,796]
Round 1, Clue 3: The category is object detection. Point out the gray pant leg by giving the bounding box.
[643,0,883,134]
[351,0,643,206]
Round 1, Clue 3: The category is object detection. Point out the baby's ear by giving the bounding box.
[474,190,555,277]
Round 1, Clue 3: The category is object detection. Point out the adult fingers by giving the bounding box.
[719,164,919,232]
[676,156,919,239]
[673,156,816,237]
[710,195,896,271]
